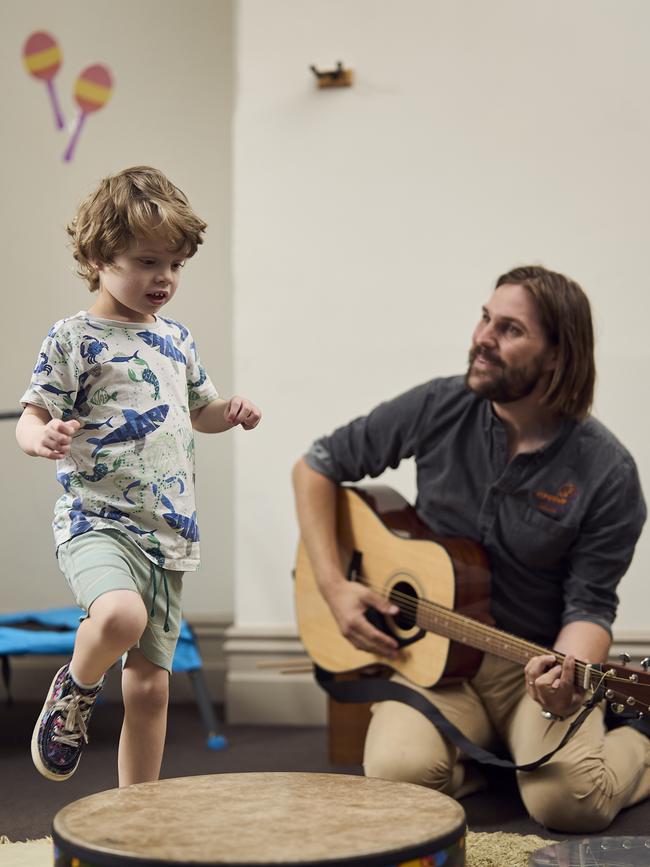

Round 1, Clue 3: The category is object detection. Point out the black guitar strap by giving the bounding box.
[315,664,602,772]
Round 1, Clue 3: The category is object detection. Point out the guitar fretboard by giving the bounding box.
[371,581,595,691]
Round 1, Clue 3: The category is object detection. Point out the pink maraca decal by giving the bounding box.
[63,64,113,163]
[23,31,65,130]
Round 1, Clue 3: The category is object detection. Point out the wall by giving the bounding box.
[1,0,234,622]
[232,0,650,668]
[3,1,649,718]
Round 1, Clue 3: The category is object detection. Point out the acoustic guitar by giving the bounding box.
[294,485,650,716]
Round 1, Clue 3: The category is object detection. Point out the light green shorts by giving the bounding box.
[57,529,183,673]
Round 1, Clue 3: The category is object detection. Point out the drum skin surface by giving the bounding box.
[53,772,466,867]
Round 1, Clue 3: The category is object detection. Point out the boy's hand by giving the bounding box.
[224,396,261,430]
[35,419,81,460]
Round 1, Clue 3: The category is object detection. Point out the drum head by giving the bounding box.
[53,772,466,866]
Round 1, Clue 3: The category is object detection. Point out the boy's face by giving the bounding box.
[88,237,187,323]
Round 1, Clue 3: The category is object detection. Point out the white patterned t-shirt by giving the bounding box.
[21,311,219,571]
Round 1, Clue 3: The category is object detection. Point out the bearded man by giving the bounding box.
[292,265,648,832]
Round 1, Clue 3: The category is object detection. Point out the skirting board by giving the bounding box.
[223,624,326,725]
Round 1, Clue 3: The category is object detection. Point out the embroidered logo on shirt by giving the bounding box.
[532,482,578,516]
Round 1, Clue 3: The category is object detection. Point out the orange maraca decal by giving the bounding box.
[63,64,113,163]
[23,31,65,130]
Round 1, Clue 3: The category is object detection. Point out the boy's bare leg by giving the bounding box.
[71,590,148,684]
[119,648,169,787]
[31,589,148,782]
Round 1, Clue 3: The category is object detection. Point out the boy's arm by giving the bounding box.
[16,404,80,459]
[191,395,261,434]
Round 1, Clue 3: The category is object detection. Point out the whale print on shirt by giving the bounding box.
[157,490,199,541]
[82,417,114,431]
[87,405,169,456]
[37,383,75,400]
[136,331,186,364]
[160,317,189,342]
[108,351,141,364]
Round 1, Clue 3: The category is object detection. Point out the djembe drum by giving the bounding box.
[53,772,466,866]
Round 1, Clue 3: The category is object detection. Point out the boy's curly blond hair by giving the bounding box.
[67,166,207,292]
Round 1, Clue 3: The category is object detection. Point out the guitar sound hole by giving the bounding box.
[389,581,418,630]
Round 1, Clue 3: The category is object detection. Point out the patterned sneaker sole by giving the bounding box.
[30,664,79,782]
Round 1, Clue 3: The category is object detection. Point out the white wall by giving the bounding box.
[1,0,234,620]
[233,0,650,637]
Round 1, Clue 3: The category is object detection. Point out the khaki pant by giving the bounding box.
[363,654,650,832]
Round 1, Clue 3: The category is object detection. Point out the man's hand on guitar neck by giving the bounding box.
[323,580,400,660]
[524,621,611,720]
[525,653,585,720]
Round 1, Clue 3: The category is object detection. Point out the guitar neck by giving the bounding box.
[379,583,590,689]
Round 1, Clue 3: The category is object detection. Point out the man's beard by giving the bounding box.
[465,346,546,403]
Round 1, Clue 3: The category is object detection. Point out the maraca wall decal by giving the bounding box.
[63,64,114,163]
[23,31,65,130]
[22,31,114,163]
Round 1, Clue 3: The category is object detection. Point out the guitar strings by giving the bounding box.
[378,582,645,706]
[358,580,647,702]
[378,583,637,688]
[364,579,557,661]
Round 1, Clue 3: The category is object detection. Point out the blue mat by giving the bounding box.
[0,606,202,672]
[0,609,227,751]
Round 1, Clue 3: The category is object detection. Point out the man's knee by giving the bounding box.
[364,746,456,792]
[519,764,615,832]
[363,699,463,792]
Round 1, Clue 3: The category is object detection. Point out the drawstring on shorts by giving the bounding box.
[149,561,171,633]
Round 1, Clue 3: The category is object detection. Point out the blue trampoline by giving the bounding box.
[0,606,227,750]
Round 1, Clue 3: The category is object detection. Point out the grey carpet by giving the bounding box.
[1,701,648,844]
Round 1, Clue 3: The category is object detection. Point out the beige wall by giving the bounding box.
[1,0,234,619]
[233,0,650,638]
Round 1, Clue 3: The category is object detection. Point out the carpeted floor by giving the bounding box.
[1,701,649,846]
[0,832,552,867]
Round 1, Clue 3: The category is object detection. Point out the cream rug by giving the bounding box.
[466,831,552,866]
[0,831,553,866]
[0,836,52,867]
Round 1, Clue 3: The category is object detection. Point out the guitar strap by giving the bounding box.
[315,664,602,772]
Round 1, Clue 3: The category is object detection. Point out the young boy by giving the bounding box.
[16,165,261,786]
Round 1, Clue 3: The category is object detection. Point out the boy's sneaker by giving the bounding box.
[31,663,102,781]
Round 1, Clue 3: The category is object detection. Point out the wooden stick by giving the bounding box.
[255,658,312,670]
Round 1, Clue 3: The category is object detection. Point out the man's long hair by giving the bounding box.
[495,265,595,420]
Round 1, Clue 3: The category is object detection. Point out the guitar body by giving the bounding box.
[295,485,493,688]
